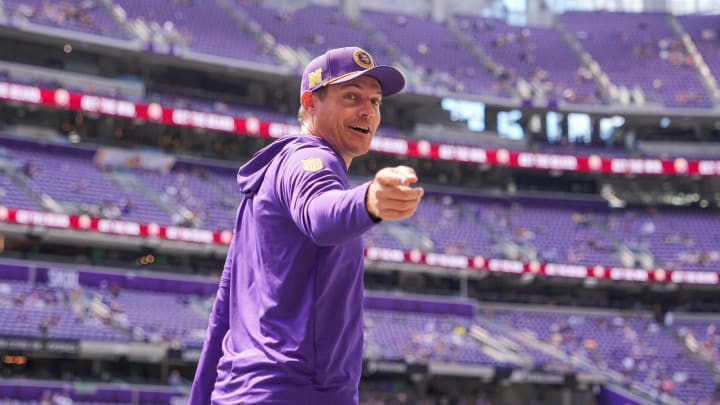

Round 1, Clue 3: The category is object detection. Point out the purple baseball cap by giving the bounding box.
[300,47,405,98]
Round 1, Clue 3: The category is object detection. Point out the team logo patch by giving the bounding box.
[301,157,323,172]
[353,49,374,69]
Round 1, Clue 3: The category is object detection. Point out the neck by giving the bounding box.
[301,128,353,169]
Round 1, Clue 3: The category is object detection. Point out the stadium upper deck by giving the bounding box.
[0,0,718,112]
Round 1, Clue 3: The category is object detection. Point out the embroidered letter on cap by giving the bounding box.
[308,68,323,89]
[301,157,323,172]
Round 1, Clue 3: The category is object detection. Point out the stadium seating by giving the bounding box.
[454,14,603,104]
[0,169,41,210]
[128,164,239,231]
[147,91,297,124]
[4,139,175,225]
[486,307,716,403]
[233,1,394,70]
[112,0,276,64]
[3,0,129,39]
[1,2,718,110]
[0,4,718,403]
[679,15,720,89]
[0,261,715,404]
[360,8,508,97]
[366,191,720,272]
[364,310,502,366]
[674,316,720,372]
[2,136,719,272]
[561,11,712,108]
[0,378,185,404]
[0,262,214,348]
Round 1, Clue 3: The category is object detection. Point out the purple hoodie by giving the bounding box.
[189,134,377,405]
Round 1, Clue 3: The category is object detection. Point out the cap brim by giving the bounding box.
[327,65,405,97]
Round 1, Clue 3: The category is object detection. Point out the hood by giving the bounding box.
[237,135,300,196]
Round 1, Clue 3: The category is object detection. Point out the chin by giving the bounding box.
[350,148,370,160]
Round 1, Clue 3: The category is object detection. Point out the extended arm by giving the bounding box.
[282,148,423,246]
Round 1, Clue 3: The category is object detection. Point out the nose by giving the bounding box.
[358,98,376,119]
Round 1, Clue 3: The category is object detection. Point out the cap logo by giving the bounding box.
[307,68,323,89]
[301,157,323,172]
[353,49,374,69]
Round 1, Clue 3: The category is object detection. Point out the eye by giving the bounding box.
[344,93,357,101]
[371,98,383,107]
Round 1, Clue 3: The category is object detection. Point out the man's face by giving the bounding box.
[306,75,383,166]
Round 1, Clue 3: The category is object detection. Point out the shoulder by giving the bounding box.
[282,136,346,178]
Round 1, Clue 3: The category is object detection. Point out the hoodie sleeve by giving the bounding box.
[188,239,234,404]
[278,146,377,247]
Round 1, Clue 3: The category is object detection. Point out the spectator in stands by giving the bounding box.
[190,47,423,405]
[118,198,134,215]
[38,390,53,405]
[21,161,37,178]
[51,390,73,405]
[0,283,10,306]
[70,179,88,193]
[99,197,120,219]
[168,369,183,386]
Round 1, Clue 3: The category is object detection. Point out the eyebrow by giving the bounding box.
[338,82,383,95]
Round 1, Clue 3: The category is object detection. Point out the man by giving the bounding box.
[189,46,424,404]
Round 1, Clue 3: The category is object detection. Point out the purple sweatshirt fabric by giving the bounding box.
[189,134,377,405]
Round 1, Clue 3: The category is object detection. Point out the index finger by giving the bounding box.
[390,166,418,185]
[376,168,411,186]
[381,186,425,201]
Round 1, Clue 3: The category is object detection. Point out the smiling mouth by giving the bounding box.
[350,125,370,135]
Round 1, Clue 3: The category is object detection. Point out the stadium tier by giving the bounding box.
[112,0,276,63]
[560,11,712,108]
[363,311,501,367]
[488,307,716,403]
[1,136,719,273]
[454,14,602,103]
[0,261,716,404]
[0,379,186,405]
[147,91,297,124]
[1,2,718,109]
[675,316,720,372]
[6,143,175,225]
[679,15,720,89]
[2,0,129,39]
[233,1,396,71]
[360,8,509,97]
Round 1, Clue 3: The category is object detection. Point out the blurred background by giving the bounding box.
[0,0,719,403]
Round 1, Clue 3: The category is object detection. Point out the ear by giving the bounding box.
[300,90,315,111]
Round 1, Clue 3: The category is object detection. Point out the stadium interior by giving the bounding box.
[0,0,719,404]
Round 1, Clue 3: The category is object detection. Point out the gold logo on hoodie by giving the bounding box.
[301,157,323,172]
